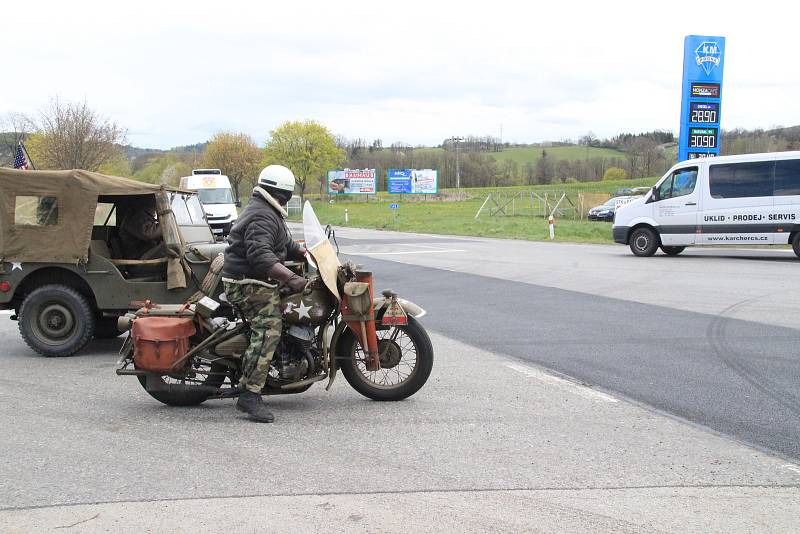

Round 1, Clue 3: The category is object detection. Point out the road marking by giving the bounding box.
[504,362,618,403]
[782,464,800,475]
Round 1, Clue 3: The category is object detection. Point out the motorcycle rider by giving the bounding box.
[222,165,307,423]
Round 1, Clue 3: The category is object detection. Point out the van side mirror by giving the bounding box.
[651,186,659,201]
[235,200,242,208]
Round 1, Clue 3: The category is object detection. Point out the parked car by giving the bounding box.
[0,168,226,356]
[588,198,618,221]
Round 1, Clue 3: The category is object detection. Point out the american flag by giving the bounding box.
[13,144,29,170]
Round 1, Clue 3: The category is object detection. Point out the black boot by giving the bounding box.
[236,391,274,423]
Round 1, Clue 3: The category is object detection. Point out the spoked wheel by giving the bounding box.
[137,358,229,407]
[339,316,434,401]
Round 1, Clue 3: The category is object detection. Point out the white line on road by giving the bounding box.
[504,362,618,403]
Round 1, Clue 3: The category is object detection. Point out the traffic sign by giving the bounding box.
[390,203,398,209]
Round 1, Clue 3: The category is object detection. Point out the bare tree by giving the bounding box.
[33,99,126,171]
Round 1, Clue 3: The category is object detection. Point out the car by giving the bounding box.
[587,198,618,221]
[0,168,226,356]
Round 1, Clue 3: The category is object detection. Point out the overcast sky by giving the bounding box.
[4,0,798,149]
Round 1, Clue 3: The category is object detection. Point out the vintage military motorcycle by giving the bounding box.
[116,202,433,406]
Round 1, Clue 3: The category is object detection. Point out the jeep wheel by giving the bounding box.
[19,285,96,357]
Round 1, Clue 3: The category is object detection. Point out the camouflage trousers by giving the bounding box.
[223,279,282,393]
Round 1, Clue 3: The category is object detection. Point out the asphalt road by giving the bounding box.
[334,229,800,461]
[3,228,800,531]
[353,255,800,460]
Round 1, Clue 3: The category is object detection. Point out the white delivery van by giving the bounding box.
[613,151,800,257]
[179,169,239,238]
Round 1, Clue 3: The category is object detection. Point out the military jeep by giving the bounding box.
[0,168,226,356]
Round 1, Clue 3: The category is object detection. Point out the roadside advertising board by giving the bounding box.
[387,169,438,194]
[678,35,725,161]
[327,169,376,195]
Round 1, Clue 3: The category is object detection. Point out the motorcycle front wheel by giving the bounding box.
[338,316,434,401]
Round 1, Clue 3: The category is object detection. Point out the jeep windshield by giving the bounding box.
[170,193,214,244]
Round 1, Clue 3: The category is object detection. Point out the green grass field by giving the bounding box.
[284,177,662,244]
[411,145,626,166]
[491,145,625,165]
[302,198,616,243]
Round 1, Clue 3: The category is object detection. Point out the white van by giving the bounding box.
[179,169,239,238]
[613,151,800,257]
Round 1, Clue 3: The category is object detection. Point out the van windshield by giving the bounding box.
[197,188,234,204]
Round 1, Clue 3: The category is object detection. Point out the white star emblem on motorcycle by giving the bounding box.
[295,301,312,320]
[11,262,22,272]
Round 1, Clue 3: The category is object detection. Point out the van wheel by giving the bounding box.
[660,246,685,256]
[19,285,96,357]
[792,234,800,258]
[629,228,659,257]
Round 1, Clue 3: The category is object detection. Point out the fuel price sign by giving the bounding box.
[678,36,725,161]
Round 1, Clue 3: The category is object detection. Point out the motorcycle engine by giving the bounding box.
[268,325,321,382]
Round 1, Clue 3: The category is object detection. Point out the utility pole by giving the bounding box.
[449,136,464,190]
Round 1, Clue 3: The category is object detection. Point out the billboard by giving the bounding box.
[387,169,438,194]
[678,35,725,161]
[327,169,376,195]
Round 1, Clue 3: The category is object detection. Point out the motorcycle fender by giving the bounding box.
[326,321,350,391]
[372,297,426,318]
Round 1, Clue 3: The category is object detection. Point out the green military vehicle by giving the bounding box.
[0,168,226,356]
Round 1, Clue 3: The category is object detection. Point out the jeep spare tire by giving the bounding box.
[19,284,96,357]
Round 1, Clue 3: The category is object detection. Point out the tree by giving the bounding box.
[263,120,344,201]
[603,166,628,181]
[31,99,126,171]
[535,150,553,184]
[202,132,262,201]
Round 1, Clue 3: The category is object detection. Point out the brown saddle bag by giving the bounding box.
[132,316,196,373]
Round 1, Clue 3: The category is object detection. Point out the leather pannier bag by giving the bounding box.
[343,281,371,317]
[132,316,196,373]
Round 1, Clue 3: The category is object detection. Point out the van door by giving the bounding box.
[771,158,800,245]
[700,161,775,245]
[653,166,700,246]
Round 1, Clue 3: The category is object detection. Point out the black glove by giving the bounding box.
[267,262,307,293]
[286,275,307,293]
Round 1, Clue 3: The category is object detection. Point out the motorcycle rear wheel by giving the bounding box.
[338,316,433,401]
[137,361,228,407]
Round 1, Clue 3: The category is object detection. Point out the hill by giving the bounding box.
[491,145,625,165]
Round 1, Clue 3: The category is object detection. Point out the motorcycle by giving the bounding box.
[116,202,433,406]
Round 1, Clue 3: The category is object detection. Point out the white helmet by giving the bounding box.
[258,165,296,193]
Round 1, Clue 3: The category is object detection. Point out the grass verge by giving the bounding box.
[298,199,616,244]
